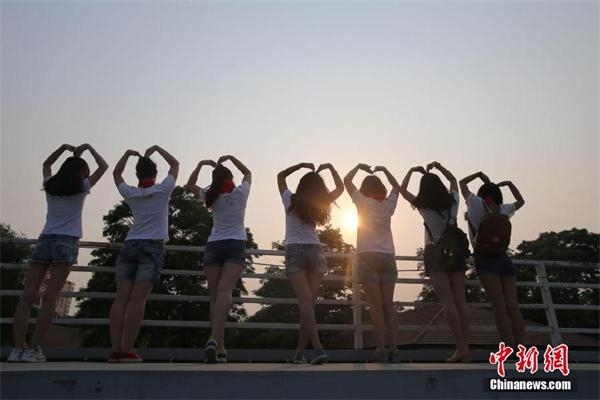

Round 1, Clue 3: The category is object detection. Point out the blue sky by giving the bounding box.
[1,1,598,299]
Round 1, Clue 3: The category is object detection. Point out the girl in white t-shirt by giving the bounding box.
[400,161,470,363]
[277,162,344,364]
[9,144,108,363]
[344,163,400,362]
[459,171,525,347]
[186,155,251,364]
[109,145,179,363]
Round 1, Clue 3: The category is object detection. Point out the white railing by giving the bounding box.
[1,239,599,349]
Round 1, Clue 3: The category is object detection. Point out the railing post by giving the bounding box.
[351,254,363,350]
[535,261,563,345]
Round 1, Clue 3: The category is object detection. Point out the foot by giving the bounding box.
[372,348,389,363]
[119,351,143,363]
[216,349,228,363]
[292,350,307,364]
[446,350,471,363]
[310,348,327,365]
[388,347,400,363]
[204,339,218,364]
[108,352,122,363]
[7,348,25,362]
[21,347,46,363]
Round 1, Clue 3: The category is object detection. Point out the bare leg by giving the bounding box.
[30,263,71,348]
[12,263,49,349]
[501,275,526,345]
[289,271,322,353]
[109,281,133,353]
[361,282,387,351]
[479,274,515,346]
[449,271,471,358]
[204,265,222,323]
[429,272,469,361]
[121,281,154,352]
[380,282,398,350]
[209,263,243,351]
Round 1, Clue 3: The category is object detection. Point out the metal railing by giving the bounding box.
[1,239,598,349]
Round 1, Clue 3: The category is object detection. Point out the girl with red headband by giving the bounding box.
[186,155,251,364]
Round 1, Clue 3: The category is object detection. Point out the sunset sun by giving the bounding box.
[342,210,359,231]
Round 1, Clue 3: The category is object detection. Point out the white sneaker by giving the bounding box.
[21,347,46,363]
[7,348,24,362]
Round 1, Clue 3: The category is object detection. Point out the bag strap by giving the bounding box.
[424,222,435,242]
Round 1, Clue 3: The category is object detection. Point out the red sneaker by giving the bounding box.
[119,351,143,363]
[108,352,122,363]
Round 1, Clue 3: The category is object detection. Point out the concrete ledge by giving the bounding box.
[2,363,598,399]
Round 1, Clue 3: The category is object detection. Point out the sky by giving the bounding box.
[1,1,598,305]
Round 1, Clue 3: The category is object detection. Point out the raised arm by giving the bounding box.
[497,180,525,211]
[372,166,401,194]
[427,161,457,192]
[459,171,490,201]
[43,144,76,178]
[76,143,108,187]
[399,166,426,204]
[343,163,372,195]
[185,160,217,198]
[316,163,344,201]
[277,162,314,195]
[145,145,179,179]
[217,155,251,184]
[113,150,140,186]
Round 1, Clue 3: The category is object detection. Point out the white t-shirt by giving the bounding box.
[282,189,321,245]
[199,181,251,242]
[466,193,516,244]
[418,191,460,246]
[118,175,176,241]
[40,177,91,238]
[351,190,398,254]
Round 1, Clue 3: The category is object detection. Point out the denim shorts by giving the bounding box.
[423,245,468,277]
[356,252,398,283]
[285,244,327,274]
[203,239,246,267]
[31,234,79,265]
[116,240,165,284]
[474,251,516,276]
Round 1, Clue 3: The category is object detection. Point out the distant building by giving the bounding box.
[32,274,76,317]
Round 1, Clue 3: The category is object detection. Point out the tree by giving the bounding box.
[243,225,355,349]
[513,228,599,332]
[76,187,257,347]
[0,224,32,345]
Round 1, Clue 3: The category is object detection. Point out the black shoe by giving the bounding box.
[204,339,217,364]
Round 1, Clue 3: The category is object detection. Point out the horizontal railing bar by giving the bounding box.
[2,239,598,269]
[0,318,552,333]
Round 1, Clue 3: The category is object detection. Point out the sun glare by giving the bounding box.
[342,210,359,231]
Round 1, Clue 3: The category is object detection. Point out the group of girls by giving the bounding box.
[7,144,525,365]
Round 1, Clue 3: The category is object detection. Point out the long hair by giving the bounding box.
[43,156,90,197]
[477,182,503,205]
[359,175,387,199]
[288,172,332,226]
[411,173,454,211]
[206,165,234,208]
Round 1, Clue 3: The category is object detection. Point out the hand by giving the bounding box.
[412,166,426,174]
[126,149,141,157]
[144,145,159,157]
[478,172,490,183]
[496,180,511,187]
[199,159,217,168]
[217,155,233,164]
[300,162,315,171]
[372,166,387,173]
[426,161,440,171]
[357,163,372,173]
[74,143,91,157]
[316,163,333,173]
[62,144,77,153]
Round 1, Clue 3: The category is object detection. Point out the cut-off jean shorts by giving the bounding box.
[285,244,327,274]
[203,239,246,267]
[116,240,165,285]
[356,252,398,284]
[474,251,516,276]
[31,234,79,265]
